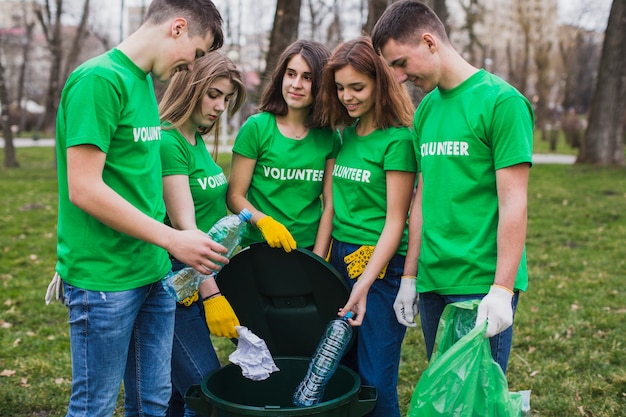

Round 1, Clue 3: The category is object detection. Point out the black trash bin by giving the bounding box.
[185,244,377,417]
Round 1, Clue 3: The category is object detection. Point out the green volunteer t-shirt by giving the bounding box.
[331,125,416,255]
[414,69,534,295]
[232,112,340,248]
[55,48,170,291]
[160,128,228,232]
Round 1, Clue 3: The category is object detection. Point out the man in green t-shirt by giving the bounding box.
[51,1,228,415]
[372,1,533,374]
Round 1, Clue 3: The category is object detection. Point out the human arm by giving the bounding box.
[162,174,199,231]
[340,170,415,326]
[394,174,423,326]
[226,153,258,221]
[402,173,423,278]
[67,145,227,273]
[476,163,530,337]
[226,153,296,251]
[312,158,335,258]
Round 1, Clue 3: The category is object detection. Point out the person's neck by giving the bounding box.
[276,109,309,139]
[179,121,198,145]
[116,24,160,74]
[438,48,479,91]
[355,113,376,136]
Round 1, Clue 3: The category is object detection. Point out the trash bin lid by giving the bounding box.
[215,243,353,357]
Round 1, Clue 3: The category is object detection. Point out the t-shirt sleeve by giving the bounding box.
[383,128,418,172]
[329,128,342,159]
[491,95,534,170]
[232,116,261,159]
[160,131,190,176]
[63,75,121,153]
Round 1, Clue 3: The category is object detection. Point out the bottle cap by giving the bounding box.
[344,311,353,320]
[239,208,253,222]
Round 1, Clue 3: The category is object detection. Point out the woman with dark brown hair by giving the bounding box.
[227,40,339,257]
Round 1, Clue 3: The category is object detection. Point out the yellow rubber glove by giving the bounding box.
[179,290,199,307]
[343,245,388,279]
[203,295,240,339]
[256,216,297,252]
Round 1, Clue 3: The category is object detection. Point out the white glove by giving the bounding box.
[393,277,418,327]
[45,272,63,305]
[476,285,514,338]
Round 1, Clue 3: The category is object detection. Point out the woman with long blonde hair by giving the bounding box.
[159,51,246,417]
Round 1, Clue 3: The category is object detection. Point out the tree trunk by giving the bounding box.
[17,17,35,134]
[35,0,64,134]
[579,0,625,166]
[62,0,90,82]
[534,41,553,142]
[362,0,389,35]
[260,0,301,94]
[0,50,19,168]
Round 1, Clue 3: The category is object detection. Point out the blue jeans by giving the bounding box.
[167,259,221,417]
[329,240,406,417]
[419,291,520,373]
[168,301,221,417]
[63,280,175,417]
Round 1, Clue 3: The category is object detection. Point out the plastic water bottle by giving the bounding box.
[206,208,252,263]
[292,312,354,407]
[162,208,252,302]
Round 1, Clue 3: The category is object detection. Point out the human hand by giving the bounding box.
[393,277,418,327]
[203,295,240,339]
[339,280,369,326]
[168,229,229,274]
[476,285,514,338]
[256,216,297,252]
[343,245,387,279]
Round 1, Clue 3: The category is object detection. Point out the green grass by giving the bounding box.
[533,130,579,155]
[1,147,625,416]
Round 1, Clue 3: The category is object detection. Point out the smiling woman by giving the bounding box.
[314,36,416,417]
[226,39,339,256]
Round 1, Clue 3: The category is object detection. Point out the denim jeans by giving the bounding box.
[167,301,221,417]
[63,280,175,417]
[167,258,222,417]
[419,291,520,373]
[329,240,406,417]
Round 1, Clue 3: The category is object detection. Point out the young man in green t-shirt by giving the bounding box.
[372,0,533,374]
[52,1,228,415]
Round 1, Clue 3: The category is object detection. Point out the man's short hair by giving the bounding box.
[145,0,224,51]
[371,0,448,53]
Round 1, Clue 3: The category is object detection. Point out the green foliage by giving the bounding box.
[1,148,625,416]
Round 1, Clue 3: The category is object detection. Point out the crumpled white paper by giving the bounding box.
[229,326,280,381]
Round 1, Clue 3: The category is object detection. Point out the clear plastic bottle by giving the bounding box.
[292,312,354,407]
[162,208,252,302]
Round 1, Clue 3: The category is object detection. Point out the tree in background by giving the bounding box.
[0,47,18,168]
[35,0,91,133]
[260,0,301,94]
[579,0,625,166]
[362,0,388,35]
[16,2,36,135]
[559,29,600,115]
